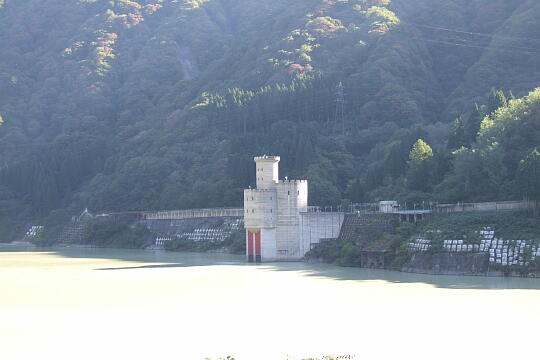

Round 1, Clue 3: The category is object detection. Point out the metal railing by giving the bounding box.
[433,200,535,214]
[142,208,244,220]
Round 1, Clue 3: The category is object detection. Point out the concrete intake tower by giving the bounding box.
[244,155,343,262]
[244,156,307,262]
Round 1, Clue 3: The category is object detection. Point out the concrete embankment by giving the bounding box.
[400,252,539,277]
[401,252,490,276]
[0,241,35,247]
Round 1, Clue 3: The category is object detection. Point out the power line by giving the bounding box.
[408,31,540,53]
[401,21,540,44]
[405,35,539,55]
[395,22,540,54]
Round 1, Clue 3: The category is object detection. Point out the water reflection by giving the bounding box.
[1,245,539,360]
[264,262,540,290]
[2,245,538,290]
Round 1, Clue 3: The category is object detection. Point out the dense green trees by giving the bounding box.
[84,218,151,248]
[518,149,540,214]
[1,0,540,234]
[437,88,540,204]
[406,139,433,192]
[0,134,107,214]
[448,116,466,150]
[464,104,483,145]
[487,89,508,116]
[408,140,433,165]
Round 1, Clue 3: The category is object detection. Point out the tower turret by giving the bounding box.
[254,155,280,189]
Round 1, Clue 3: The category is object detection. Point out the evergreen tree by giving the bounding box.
[346,178,365,203]
[384,140,408,178]
[464,103,483,145]
[432,151,451,185]
[294,134,315,171]
[448,116,467,150]
[487,88,507,116]
[518,148,540,215]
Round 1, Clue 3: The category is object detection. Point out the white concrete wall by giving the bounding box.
[379,201,398,213]
[297,180,308,213]
[275,180,304,259]
[276,224,301,259]
[255,156,280,189]
[261,228,277,261]
[244,189,277,229]
[300,212,345,255]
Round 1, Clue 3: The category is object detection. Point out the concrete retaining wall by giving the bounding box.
[141,217,243,247]
[402,252,490,275]
[434,200,534,214]
[300,212,344,255]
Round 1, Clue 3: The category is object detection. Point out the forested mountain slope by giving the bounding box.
[1,0,540,239]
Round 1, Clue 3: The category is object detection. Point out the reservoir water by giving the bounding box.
[1,246,539,360]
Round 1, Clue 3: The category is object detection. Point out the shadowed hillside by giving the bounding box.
[1,0,540,239]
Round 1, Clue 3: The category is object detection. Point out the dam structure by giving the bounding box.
[244,155,344,262]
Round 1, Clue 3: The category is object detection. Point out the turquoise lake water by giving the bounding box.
[1,246,539,360]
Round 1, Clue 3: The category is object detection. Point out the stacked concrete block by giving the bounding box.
[25,226,44,238]
[409,226,539,267]
[155,237,173,246]
[149,217,243,248]
[408,237,431,251]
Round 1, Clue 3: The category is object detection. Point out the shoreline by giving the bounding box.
[1,241,538,278]
[0,241,35,247]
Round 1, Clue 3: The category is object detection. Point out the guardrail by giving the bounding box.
[142,208,244,220]
[433,200,535,214]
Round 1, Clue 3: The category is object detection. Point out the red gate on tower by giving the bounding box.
[255,231,261,263]
[247,230,261,263]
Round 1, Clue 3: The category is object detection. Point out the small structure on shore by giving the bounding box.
[379,201,398,213]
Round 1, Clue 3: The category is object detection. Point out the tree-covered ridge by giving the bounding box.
[432,88,540,202]
[1,0,540,239]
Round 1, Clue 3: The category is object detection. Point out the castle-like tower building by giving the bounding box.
[244,156,308,262]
